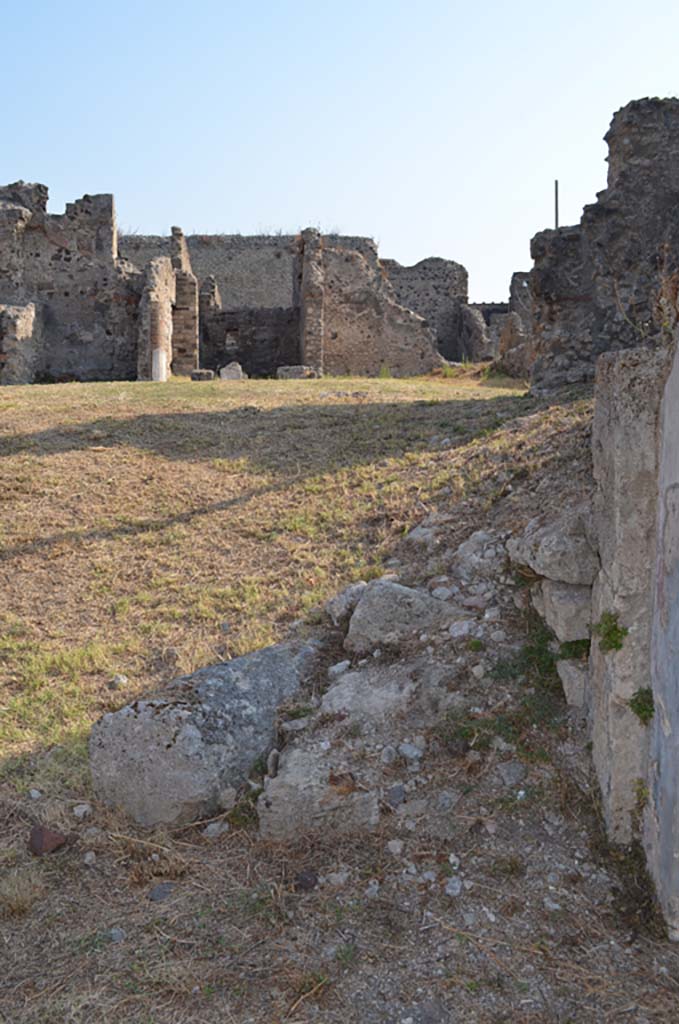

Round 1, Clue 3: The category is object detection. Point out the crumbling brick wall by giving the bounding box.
[169,227,199,376]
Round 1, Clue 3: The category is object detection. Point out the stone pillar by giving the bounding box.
[298,228,324,373]
[169,227,199,376]
[136,258,175,381]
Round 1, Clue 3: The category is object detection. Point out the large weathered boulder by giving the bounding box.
[90,642,318,827]
[507,504,598,585]
[344,580,457,656]
[258,747,380,840]
[219,361,247,380]
[533,580,591,642]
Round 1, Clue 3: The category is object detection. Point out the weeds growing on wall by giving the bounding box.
[593,611,628,653]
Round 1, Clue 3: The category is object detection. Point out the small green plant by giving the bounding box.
[467,638,485,653]
[335,942,358,966]
[558,638,590,661]
[377,364,392,378]
[629,687,654,725]
[593,612,628,653]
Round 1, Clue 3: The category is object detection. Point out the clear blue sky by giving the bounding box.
[3,1,679,300]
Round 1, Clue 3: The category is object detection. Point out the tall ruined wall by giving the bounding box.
[120,233,375,311]
[380,257,468,360]
[0,182,142,382]
[318,237,441,376]
[531,98,679,389]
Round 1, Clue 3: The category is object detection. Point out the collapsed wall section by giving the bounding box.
[315,234,441,376]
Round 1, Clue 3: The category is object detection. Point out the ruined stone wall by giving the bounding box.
[530,99,679,389]
[201,307,300,377]
[319,240,441,376]
[0,183,142,382]
[120,233,375,311]
[380,257,468,360]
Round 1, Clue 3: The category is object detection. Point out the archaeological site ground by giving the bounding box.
[4,98,679,1023]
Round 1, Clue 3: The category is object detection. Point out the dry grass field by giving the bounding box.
[0,369,536,796]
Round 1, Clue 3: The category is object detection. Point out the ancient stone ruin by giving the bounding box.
[0,181,512,384]
[526,98,679,389]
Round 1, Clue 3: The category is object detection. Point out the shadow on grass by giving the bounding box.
[0,386,589,790]
[0,391,564,564]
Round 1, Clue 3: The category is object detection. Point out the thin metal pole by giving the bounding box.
[554,179,559,229]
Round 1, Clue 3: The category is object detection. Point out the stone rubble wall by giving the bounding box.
[529,98,679,390]
[201,306,300,377]
[120,232,376,311]
[318,238,442,376]
[507,330,679,938]
[380,256,468,360]
[0,182,143,383]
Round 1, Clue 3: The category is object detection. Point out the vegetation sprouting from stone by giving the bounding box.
[593,611,628,653]
[629,687,655,725]
[558,638,590,660]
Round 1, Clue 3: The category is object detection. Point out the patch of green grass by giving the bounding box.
[593,611,628,653]
[335,942,358,966]
[467,638,485,653]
